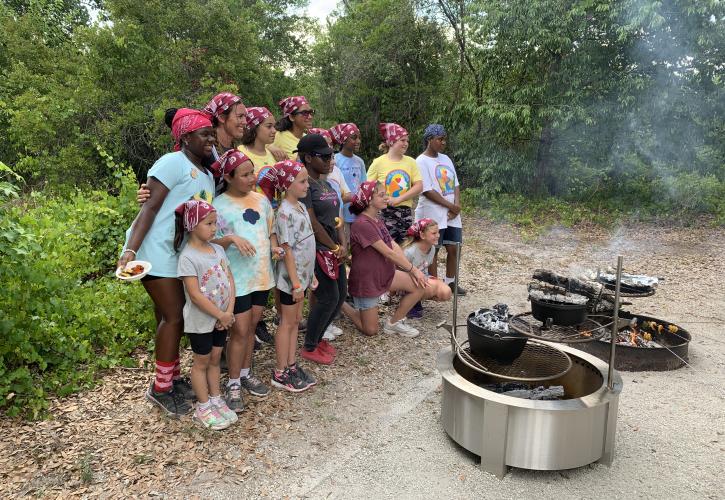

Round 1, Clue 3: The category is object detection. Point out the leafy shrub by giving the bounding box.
[0,157,155,419]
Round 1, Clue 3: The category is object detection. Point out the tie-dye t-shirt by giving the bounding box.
[213,191,275,296]
[366,155,422,208]
[123,151,215,277]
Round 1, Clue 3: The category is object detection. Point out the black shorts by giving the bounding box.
[279,289,306,306]
[437,226,463,247]
[188,330,227,355]
[234,290,270,314]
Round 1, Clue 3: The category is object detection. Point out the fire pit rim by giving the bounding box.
[438,342,623,411]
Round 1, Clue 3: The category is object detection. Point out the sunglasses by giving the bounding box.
[292,109,315,117]
[310,152,333,162]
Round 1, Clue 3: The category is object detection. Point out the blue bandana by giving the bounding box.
[423,124,446,141]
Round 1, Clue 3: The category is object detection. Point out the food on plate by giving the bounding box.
[119,264,145,278]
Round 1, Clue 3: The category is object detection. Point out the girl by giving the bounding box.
[330,123,365,244]
[211,150,283,412]
[415,124,466,296]
[175,200,237,430]
[119,108,215,418]
[296,134,346,365]
[366,123,423,243]
[259,160,317,391]
[239,106,277,193]
[342,181,428,338]
[272,96,313,160]
[402,218,452,318]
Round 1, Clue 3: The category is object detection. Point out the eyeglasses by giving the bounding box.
[310,152,332,162]
[292,109,315,117]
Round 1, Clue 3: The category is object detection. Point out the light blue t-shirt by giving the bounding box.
[213,191,275,296]
[124,152,215,278]
[336,152,366,222]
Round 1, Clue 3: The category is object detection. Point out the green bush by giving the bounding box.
[0,157,155,419]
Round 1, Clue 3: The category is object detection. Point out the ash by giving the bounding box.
[528,288,588,305]
[481,383,566,400]
[470,304,510,333]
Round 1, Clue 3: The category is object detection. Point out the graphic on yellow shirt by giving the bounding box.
[435,164,455,196]
[192,189,214,203]
[384,169,411,198]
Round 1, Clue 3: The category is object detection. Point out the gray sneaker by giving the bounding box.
[172,377,196,401]
[240,374,270,397]
[225,382,245,413]
[146,382,192,417]
[290,364,316,387]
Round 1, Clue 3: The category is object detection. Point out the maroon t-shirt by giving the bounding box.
[348,214,395,298]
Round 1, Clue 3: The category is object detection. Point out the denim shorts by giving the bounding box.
[352,295,380,311]
[438,226,463,247]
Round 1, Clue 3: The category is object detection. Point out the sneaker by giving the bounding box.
[146,383,192,417]
[172,377,196,401]
[193,405,231,430]
[384,318,420,338]
[318,339,337,357]
[290,364,317,387]
[240,374,271,397]
[212,398,238,424]
[379,292,390,305]
[448,282,467,296]
[406,302,423,320]
[255,321,274,344]
[299,346,334,365]
[224,382,245,413]
[328,323,343,337]
[271,369,308,393]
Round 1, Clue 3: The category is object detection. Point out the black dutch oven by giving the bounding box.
[467,310,528,363]
[530,296,587,326]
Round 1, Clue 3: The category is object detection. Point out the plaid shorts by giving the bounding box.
[381,206,413,244]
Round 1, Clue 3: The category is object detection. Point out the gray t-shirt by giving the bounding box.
[404,244,435,276]
[275,199,316,294]
[177,242,232,334]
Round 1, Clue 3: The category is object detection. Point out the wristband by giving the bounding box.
[123,248,137,257]
[331,245,340,253]
[407,263,414,272]
[292,283,301,290]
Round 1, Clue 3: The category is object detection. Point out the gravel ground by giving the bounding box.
[4,218,723,498]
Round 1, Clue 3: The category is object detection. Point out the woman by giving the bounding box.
[366,123,423,243]
[415,124,466,295]
[296,134,346,365]
[119,108,217,417]
[342,181,427,338]
[272,96,314,160]
[203,92,247,161]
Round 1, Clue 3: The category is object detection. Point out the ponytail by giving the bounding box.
[275,115,293,132]
[173,211,186,252]
[378,142,389,154]
[164,108,179,129]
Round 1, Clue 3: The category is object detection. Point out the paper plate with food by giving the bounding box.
[116,261,152,281]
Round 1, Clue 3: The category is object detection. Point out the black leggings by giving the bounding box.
[304,262,347,350]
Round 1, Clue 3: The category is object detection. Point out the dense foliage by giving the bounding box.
[0,0,722,416]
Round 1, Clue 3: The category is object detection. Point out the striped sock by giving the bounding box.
[172,357,181,381]
[154,360,175,393]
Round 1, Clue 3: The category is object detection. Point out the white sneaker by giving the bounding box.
[379,292,390,305]
[323,323,342,341]
[384,318,419,338]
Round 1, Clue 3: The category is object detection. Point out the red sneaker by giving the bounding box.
[299,346,334,365]
[318,340,337,357]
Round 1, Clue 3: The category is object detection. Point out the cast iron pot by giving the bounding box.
[467,311,528,363]
[530,296,587,326]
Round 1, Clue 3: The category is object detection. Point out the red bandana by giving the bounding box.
[351,180,377,213]
[175,200,216,232]
[171,109,213,151]
[258,160,304,201]
[378,122,408,146]
[330,123,360,145]
[307,128,332,145]
[278,96,309,118]
[211,150,251,178]
[245,106,272,129]
[407,218,436,238]
[203,92,243,119]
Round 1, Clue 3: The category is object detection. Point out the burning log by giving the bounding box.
[532,269,615,312]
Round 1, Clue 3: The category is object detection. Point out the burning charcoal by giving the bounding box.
[492,303,509,317]
[470,306,511,334]
[528,288,588,305]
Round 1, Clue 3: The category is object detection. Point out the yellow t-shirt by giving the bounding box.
[366,154,422,208]
[238,144,279,201]
[272,130,304,160]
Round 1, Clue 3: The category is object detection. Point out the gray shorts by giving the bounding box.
[352,295,380,311]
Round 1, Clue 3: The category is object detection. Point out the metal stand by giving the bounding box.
[608,256,623,390]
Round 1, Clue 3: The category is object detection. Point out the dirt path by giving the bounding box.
[3,218,723,498]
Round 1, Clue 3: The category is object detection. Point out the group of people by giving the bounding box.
[118,93,464,430]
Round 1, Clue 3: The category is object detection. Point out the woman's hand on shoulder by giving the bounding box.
[268,144,287,162]
[137,183,151,205]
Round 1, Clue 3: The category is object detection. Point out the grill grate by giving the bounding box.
[509,313,608,343]
[456,339,572,383]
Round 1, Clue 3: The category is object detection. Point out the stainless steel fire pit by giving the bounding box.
[437,343,622,478]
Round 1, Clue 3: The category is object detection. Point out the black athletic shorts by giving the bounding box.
[233,289,271,314]
[188,330,227,355]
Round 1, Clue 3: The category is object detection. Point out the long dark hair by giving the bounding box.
[240,126,258,145]
[275,115,293,132]
[173,211,186,252]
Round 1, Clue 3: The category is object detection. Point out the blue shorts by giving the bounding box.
[352,295,380,311]
[438,226,463,247]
